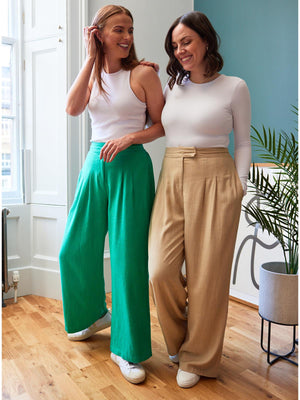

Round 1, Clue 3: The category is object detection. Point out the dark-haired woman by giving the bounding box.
[59,5,164,384]
[149,11,251,388]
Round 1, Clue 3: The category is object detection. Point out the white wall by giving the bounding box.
[230,190,284,305]
[4,0,68,303]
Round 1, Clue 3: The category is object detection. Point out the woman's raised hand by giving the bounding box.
[84,25,100,60]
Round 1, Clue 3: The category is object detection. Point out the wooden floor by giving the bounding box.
[2,294,298,400]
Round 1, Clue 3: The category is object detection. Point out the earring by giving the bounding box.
[206,45,208,51]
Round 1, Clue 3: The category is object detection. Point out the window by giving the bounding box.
[1,0,23,204]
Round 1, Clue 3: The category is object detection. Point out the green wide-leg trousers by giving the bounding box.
[59,142,154,363]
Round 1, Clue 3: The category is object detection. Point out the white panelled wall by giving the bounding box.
[5,0,69,300]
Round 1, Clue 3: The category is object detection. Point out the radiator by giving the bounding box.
[2,208,20,307]
[2,208,10,297]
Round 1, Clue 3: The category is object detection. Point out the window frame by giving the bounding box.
[1,0,24,205]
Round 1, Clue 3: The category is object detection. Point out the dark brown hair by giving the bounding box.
[165,11,223,89]
[91,5,139,93]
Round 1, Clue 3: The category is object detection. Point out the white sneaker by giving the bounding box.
[110,353,146,384]
[67,311,111,341]
[176,368,200,388]
[169,354,179,363]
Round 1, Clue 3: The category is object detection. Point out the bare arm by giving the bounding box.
[100,66,165,162]
[65,26,99,116]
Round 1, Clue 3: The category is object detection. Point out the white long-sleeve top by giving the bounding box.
[162,74,251,192]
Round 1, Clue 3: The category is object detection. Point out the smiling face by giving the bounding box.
[172,23,207,77]
[100,13,134,67]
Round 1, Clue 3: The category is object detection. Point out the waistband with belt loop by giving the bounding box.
[164,147,229,158]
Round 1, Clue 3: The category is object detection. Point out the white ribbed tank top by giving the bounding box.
[88,69,147,142]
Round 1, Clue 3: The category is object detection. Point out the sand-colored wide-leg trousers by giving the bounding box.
[60,142,154,363]
[149,147,243,377]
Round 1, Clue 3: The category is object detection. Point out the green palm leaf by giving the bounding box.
[243,108,298,274]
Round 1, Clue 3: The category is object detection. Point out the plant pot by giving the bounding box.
[259,262,298,325]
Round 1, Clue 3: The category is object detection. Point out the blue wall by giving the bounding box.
[194,0,298,162]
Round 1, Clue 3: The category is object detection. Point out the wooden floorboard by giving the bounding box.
[2,294,298,400]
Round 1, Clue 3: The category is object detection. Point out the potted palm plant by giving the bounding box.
[243,107,298,326]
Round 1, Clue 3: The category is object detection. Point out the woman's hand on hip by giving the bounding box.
[100,136,133,163]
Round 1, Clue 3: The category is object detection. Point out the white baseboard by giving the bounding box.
[229,288,258,306]
[4,264,258,306]
[3,267,33,299]
[3,267,63,300]
[4,253,112,301]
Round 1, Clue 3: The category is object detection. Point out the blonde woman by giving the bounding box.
[60,5,164,384]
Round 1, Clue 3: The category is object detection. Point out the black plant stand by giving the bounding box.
[260,314,298,366]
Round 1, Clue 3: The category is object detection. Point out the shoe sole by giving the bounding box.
[177,379,200,388]
[68,315,111,341]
